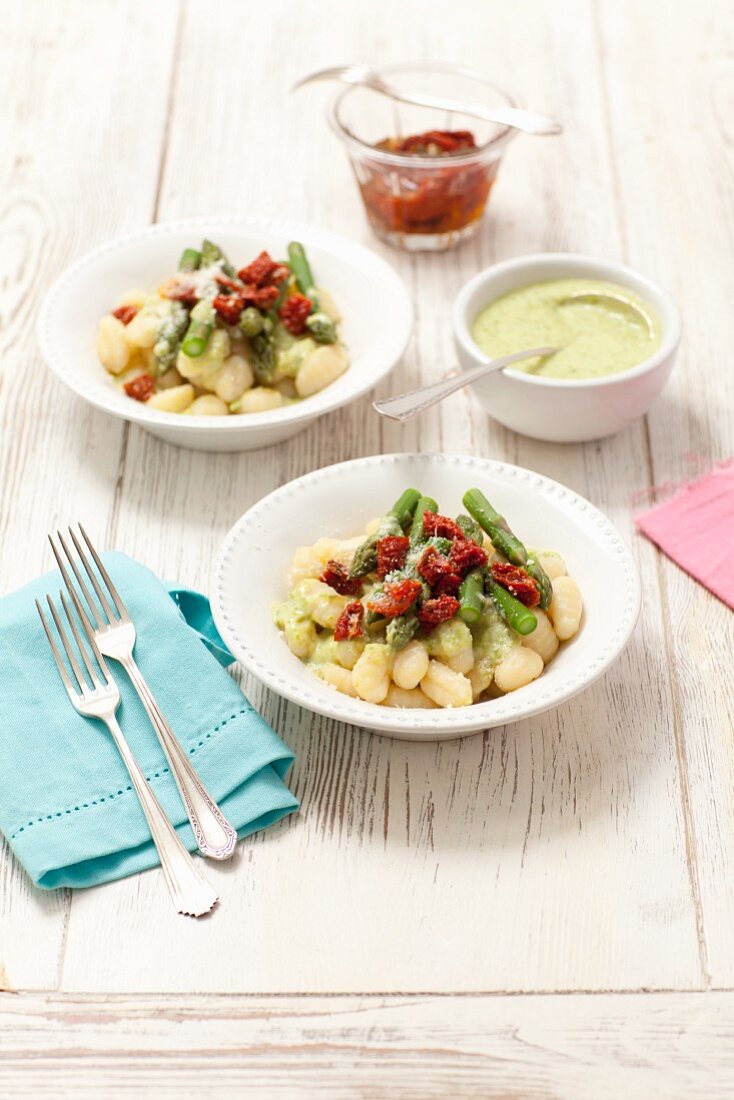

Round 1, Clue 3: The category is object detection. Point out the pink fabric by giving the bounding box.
[635,461,734,610]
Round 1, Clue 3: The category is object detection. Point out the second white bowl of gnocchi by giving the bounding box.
[38,217,412,451]
[212,453,641,741]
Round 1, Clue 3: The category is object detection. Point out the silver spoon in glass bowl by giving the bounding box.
[374,289,656,422]
[292,64,563,137]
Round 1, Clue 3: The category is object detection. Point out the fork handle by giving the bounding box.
[121,656,238,861]
[105,715,218,917]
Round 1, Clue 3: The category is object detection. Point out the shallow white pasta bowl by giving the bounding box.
[37,216,413,451]
[452,253,682,443]
[212,453,641,741]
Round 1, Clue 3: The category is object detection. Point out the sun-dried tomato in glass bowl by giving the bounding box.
[358,129,495,243]
[328,64,518,252]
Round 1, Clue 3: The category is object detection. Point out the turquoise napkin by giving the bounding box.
[0,552,298,889]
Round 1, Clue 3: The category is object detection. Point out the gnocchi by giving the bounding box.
[317,663,358,697]
[392,640,430,690]
[272,487,584,710]
[421,660,473,709]
[494,646,544,693]
[352,644,392,704]
[521,608,559,664]
[549,576,583,640]
[98,237,348,415]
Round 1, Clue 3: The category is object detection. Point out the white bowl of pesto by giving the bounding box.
[38,216,413,452]
[212,453,641,742]
[452,253,681,443]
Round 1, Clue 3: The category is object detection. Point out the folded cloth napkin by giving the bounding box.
[635,461,734,609]
[0,552,298,889]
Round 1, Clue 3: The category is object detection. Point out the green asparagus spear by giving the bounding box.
[178,247,202,273]
[392,488,422,529]
[455,513,484,545]
[349,489,421,578]
[487,579,538,636]
[238,306,265,337]
[286,242,339,344]
[153,302,188,373]
[463,488,552,608]
[526,555,553,610]
[463,489,528,565]
[248,280,288,380]
[200,239,237,279]
[181,298,215,358]
[387,610,419,650]
[458,569,485,625]
[409,495,439,548]
[250,330,277,383]
[287,241,317,299]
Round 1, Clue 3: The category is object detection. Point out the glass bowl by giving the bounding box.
[328,62,518,252]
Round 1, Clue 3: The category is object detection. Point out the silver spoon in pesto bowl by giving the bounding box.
[374,288,657,422]
[373,347,558,423]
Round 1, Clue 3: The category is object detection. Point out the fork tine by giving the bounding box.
[36,599,78,696]
[68,526,121,624]
[60,591,101,689]
[49,532,104,630]
[77,524,128,622]
[46,595,86,693]
[65,582,112,681]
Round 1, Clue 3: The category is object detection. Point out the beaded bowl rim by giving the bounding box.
[212,453,641,741]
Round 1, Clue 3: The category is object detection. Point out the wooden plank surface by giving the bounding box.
[0,0,178,992]
[597,0,734,990]
[0,0,732,1088]
[57,0,701,994]
[2,990,734,1099]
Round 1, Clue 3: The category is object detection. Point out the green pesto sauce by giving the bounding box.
[471,278,662,380]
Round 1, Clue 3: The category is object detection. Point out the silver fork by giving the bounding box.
[49,527,237,861]
[36,593,218,917]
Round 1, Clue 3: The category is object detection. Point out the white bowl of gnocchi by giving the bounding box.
[37,216,412,451]
[213,453,641,741]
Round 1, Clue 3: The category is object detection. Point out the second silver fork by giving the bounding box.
[50,526,237,861]
[37,594,218,917]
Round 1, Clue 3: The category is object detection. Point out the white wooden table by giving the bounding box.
[1,1,733,1095]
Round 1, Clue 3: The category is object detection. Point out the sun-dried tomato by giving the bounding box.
[436,572,462,596]
[321,560,362,596]
[397,130,477,155]
[422,512,465,541]
[367,578,422,618]
[334,601,365,641]
[450,538,488,574]
[238,251,289,288]
[213,293,245,325]
[214,274,242,292]
[111,305,138,325]
[377,535,409,578]
[159,278,198,306]
[213,285,280,322]
[417,595,460,630]
[123,373,155,402]
[417,545,462,595]
[280,293,312,335]
[490,562,540,607]
[250,284,279,309]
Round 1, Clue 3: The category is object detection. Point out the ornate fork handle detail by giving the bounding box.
[122,656,238,860]
[107,715,219,916]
